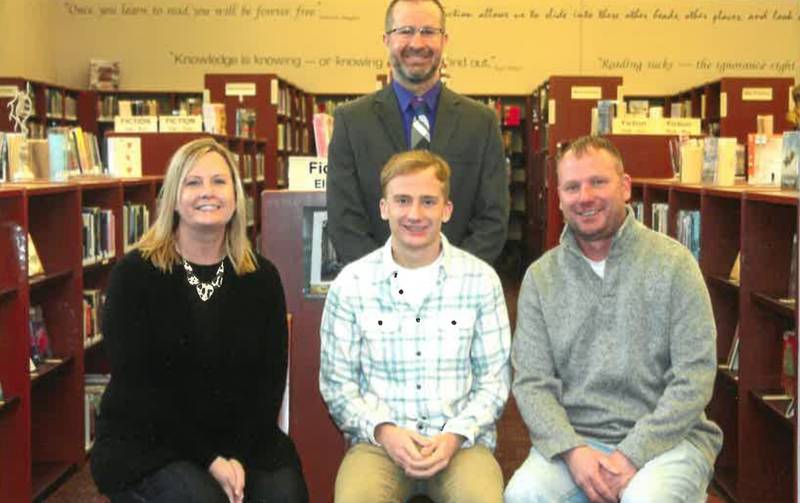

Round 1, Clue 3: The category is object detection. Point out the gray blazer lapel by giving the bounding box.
[431,86,460,152]
[373,85,406,152]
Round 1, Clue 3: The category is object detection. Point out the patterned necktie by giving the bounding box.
[410,99,431,150]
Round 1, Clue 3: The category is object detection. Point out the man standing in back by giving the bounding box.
[326,0,508,265]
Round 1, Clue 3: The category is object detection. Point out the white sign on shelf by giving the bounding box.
[571,86,602,100]
[114,116,158,133]
[159,115,203,133]
[288,156,327,190]
[224,82,257,97]
[742,87,773,102]
[0,85,20,98]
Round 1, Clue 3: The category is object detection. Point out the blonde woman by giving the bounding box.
[91,138,307,503]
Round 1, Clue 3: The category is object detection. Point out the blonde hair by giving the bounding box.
[380,150,451,199]
[136,137,257,275]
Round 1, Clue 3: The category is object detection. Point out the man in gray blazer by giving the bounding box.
[326,0,509,265]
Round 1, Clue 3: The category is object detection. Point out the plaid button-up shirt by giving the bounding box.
[319,236,511,449]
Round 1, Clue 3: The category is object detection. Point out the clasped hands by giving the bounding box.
[375,423,464,479]
[563,446,637,503]
[209,456,246,503]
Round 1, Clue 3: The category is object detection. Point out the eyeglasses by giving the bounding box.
[386,26,445,39]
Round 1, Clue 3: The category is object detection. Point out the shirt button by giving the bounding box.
[417,423,424,430]
[399,289,404,295]
[378,320,383,326]
[416,317,420,322]
[416,351,421,357]
[416,384,421,390]
[451,320,457,326]
[394,272,398,278]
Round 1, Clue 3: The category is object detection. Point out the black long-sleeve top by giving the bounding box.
[91,250,300,494]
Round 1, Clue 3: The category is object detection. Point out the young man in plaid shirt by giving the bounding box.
[320,150,511,503]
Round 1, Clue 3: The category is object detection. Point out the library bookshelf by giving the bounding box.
[530,75,624,255]
[0,178,164,501]
[0,77,83,139]
[631,178,797,503]
[204,74,315,190]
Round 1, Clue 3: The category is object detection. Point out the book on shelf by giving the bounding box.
[28,139,50,180]
[312,113,334,158]
[787,399,797,418]
[202,103,227,135]
[29,358,36,373]
[626,99,650,117]
[83,289,105,348]
[123,202,150,251]
[651,203,669,234]
[676,210,701,261]
[781,131,800,190]
[27,233,44,277]
[28,305,53,365]
[701,137,737,186]
[6,133,34,181]
[788,233,797,301]
[729,252,741,284]
[678,138,703,183]
[46,127,70,181]
[82,206,116,266]
[245,196,255,227]
[782,330,797,398]
[747,134,783,186]
[89,59,120,91]
[756,114,774,136]
[235,108,256,138]
[84,373,110,451]
[631,201,644,222]
[503,105,521,126]
[107,136,142,177]
[722,324,741,373]
[0,133,7,182]
[255,152,265,182]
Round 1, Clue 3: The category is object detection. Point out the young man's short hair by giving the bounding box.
[380,150,451,199]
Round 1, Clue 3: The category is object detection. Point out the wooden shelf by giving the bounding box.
[0,395,20,416]
[0,284,18,300]
[707,274,740,294]
[751,291,796,320]
[28,268,74,289]
[82,257,116,272]
[718,367,739,387]
[713,465,738,502]
[32,461,75,501]
[751,390,795,429]
[30,356,74,388]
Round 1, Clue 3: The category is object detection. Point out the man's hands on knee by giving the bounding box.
[375,424,464,479]
[562,446,619,503]
[599,451,637,498]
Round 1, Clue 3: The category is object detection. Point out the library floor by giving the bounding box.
[45,274,729,502]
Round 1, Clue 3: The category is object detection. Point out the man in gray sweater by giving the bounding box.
[505,136,722,503]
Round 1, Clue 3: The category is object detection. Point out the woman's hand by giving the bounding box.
[209,456,246,503]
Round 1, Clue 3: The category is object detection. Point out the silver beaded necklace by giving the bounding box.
[182,258,225,302]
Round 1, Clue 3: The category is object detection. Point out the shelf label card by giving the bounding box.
[548,99,556,125]
[288,156,327,190]
[225,82,256,97]
[662,118,701,135]
[0,85,20,98]
[742,87,773,102]
[114,116,158,133]
[612,117,700,135]
[270,79,279,105]
[571,86,602,100]
[720,92,728,118]
[159,115,203,133]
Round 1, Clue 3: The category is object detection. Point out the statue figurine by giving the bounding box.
[5,83,35,181]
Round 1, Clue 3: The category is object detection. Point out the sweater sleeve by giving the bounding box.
[102,253,218,468]
[227,258,289,466]
[512,267,586,459]
[616,251,717,467]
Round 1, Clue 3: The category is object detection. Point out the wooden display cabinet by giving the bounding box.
[0,78,82,139]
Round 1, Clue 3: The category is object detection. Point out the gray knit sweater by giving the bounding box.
[512,208,722,468]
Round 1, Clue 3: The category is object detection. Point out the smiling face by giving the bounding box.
[380,165,452,268]
[176,151,236,234]
[383,0,447,91]
[557,147,631,256]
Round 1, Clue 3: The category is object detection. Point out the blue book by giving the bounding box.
[47,128,69,181]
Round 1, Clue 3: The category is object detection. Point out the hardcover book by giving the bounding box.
[747,134,783,186]
[107,136,142,177]
[28,305,52,365]
[27,233,44,277]
[781,131,800,190]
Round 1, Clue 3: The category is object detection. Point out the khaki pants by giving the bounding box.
[334,443,503,503]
